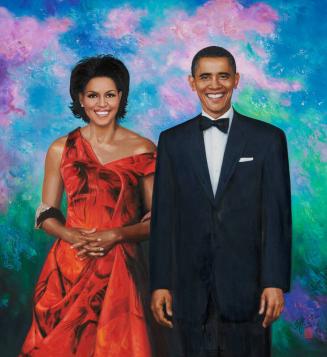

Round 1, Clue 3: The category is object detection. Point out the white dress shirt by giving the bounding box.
[202,106,234,195]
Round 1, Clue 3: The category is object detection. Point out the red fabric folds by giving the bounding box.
[21,128,156,356]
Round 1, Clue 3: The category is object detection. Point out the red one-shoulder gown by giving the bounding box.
[21,128,156,356]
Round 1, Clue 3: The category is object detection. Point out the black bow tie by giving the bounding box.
[199,116,229,133]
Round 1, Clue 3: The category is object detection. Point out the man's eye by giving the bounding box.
[200,75,209,80]
[220,75,229,80]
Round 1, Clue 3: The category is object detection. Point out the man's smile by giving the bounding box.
[206,93,224,99]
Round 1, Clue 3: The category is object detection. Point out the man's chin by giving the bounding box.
[205,108,229,118]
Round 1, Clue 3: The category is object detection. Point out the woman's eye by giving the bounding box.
[106,93,116,98]
[87,94,97,98]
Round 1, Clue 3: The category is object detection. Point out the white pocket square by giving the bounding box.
[239,157,253,162]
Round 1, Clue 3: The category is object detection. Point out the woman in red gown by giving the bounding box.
[21,56,161,356]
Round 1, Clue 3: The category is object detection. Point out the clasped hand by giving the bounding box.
[64,227,121,259]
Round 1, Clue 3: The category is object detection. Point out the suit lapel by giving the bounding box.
[214,111,247,205]
[188,115,215,203]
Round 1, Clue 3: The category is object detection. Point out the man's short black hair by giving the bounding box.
[69,55,130,122]
[191,46,237,76]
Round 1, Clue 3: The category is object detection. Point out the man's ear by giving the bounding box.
[234,72,240,89]
[188,75,196,91]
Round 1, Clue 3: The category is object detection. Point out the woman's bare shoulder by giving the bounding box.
[46,135,68,160]
[133,135,156,154]
[119,127,156,154]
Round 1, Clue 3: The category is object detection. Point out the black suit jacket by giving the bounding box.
[150,110,292,323]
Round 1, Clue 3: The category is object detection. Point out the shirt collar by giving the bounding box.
[201,106,234,122]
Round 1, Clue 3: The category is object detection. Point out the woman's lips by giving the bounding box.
[95,110,109,117]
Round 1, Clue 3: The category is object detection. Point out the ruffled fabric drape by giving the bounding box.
[21,128,156,357]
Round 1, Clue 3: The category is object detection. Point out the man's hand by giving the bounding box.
[259,287,284,328]
[151,289,173,328]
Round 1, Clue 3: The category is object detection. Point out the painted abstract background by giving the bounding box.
[0,0,326,356]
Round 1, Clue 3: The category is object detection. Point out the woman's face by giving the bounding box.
[79,76,122,126]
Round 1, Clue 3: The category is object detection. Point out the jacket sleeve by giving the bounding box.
[149,132,175,291]
[261,129,292,292]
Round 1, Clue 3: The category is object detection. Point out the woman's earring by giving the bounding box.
[81,103,84,107]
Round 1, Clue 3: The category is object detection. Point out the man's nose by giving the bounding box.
[210,76,222,88]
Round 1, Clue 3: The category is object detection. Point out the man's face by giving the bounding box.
[188,56,240,118]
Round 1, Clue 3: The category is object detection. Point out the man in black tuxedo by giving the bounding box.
[150,46,292,357]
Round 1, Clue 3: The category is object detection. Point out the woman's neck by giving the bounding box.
[85,121,118,145]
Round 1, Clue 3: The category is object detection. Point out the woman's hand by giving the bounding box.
[60,227,96,246]
[71,229,122,258]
